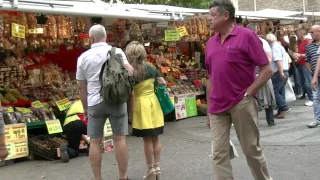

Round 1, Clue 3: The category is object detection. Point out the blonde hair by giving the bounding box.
[125,41,147,82]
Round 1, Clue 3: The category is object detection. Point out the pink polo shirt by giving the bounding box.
[205,25,269,114]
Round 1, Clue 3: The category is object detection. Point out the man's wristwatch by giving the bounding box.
[244,93,250,97]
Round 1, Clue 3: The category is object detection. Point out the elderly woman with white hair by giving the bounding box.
[266,33,291,118]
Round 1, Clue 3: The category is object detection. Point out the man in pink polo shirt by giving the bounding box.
[205,1,274,179]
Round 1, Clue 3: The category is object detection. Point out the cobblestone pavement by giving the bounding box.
[0,100,319,180]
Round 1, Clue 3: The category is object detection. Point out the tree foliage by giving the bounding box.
[120,0,211,9]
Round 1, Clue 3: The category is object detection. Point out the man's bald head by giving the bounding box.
[311,25,320,41]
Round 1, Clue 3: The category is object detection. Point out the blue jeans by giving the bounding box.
[297,65,313,101]
[272,71,289,112]
[313,79,320,120]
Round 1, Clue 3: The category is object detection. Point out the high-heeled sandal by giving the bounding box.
[143,165,156,180]
[154,163,161,180]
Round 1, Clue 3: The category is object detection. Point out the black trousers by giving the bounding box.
[265,105,275,125]
[63,120,87,158]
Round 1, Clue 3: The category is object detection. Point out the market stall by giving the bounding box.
[0,0,314,164]
[0,0,199,164]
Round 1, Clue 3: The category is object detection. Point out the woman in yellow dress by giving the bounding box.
[126,41,166,180]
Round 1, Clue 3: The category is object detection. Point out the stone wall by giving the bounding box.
[238,0,320,12]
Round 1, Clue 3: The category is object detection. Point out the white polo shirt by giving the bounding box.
[260,37,271,54]
[76,42,129,107]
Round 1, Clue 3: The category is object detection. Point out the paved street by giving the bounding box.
[1,100,320,180]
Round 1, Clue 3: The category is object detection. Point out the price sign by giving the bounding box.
[170,96,175,106]
[42,102,50,109]
[15,107,32,114]
[28,28,44,34]
[11,23,25,39]
[5,123,29,160]
[161,67,168,73]
[176,26,189,37]
[164,30,180,42]
[56,98,71,111]
[46,120,63,134]
[7,106,14,113]
[104,119,113,137]
[31,101,45,109]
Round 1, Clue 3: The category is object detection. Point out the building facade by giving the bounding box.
[238,0,320,12]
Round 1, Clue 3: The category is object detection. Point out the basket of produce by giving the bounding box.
[29,135,67,160]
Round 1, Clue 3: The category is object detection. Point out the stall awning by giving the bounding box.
[0,0,188,21]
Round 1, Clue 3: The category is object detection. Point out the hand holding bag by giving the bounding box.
[154,82,175,115]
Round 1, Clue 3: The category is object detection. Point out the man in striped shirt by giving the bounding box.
[306,25,320,128]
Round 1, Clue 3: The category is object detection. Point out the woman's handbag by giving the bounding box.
[154,82,175,115]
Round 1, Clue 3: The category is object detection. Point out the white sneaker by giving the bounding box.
[305,100,313,106]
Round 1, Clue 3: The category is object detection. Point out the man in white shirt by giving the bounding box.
[76,24,133,180]
[266,33,290,119]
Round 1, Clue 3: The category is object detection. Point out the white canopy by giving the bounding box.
[0,0,187,21]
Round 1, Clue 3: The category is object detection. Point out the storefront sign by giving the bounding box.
[11,23,25,39]
[56,98,71,111]
[31,101,45,109]
[104,119,113,137]
[45,120,63,134]
[164,30,180,42]
[176,26,189,37]
[185,94,198,117]
[5,123,29,160]
[15,107,33,114]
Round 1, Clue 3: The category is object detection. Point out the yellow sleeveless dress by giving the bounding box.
[132,78,164,137]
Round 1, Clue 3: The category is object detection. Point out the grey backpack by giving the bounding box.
[99,47,134,104]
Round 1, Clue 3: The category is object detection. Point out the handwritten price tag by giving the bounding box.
[15,107,32,114]
[164,30,180,42]
[46,120,63,134]
[31,101,45,109]
[56,98,71,111]
[12,23,25,39]
[42,102,50,109]
[176,26,189,37]
[28,28,44,34]
[4,123,29,160]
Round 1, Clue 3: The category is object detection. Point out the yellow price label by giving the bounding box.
[159,46,165,50]
[170,96,175,105]
[11,23,26,39]
[56,98,71,111]
[104,119,113,137]
[46,120,63,134]
[164,30,180,42]
[176,26,189,37]
[7,106,14,113]
[5,123,29,160]
[31,101,45,109]
[42,102,50,109]
[28,28,44,34]
[15,107,32,114]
